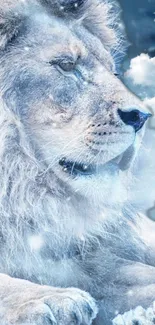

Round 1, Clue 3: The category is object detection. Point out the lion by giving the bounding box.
[0,0,154,324]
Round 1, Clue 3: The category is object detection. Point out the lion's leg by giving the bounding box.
[0,273,98,325]
[94,284,155,325]
[92,261,155,325]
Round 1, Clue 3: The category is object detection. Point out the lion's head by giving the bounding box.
[0,0,151,202]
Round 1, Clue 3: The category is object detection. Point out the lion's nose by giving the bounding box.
[117,108,152,132]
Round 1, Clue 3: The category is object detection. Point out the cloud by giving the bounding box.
[125,53,155,87]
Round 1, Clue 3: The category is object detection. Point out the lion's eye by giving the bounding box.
[58,60,76,72]
[50,56,79,72]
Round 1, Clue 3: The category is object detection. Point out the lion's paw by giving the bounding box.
[113,302,155,325]
[7,287,98,325]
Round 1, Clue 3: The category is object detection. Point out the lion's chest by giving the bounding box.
[0,196,104,287]
[1,228,83,287]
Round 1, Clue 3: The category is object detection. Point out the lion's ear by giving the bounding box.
[0,11,23,50]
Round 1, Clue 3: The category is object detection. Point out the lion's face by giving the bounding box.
[0,0,150,196]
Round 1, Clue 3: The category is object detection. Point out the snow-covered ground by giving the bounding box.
[113,302,155,325]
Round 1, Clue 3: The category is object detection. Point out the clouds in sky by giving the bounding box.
[125,54,155,87]
[124,53,155,127]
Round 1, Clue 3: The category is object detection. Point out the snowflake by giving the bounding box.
[28,235,44,251]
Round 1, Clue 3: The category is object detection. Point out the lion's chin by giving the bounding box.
[58,145,135,177]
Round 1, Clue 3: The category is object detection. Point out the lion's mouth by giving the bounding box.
[59,158,96,176]
[59,145,135,176]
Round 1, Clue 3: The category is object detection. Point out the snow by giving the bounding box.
[113,303,155,325]
[28,235,44,251]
